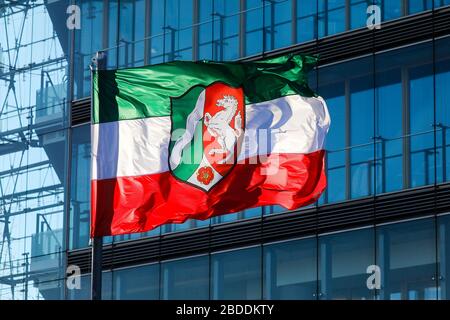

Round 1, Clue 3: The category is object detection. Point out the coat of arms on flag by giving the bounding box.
[169,83,245,191]
[91,54,330,237]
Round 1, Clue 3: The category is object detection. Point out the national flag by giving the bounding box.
[91,54,330,237]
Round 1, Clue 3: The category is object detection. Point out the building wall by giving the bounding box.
[0,0,449,300]
[69,215,450,300]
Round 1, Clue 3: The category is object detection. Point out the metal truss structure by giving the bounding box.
[0,0,67,300]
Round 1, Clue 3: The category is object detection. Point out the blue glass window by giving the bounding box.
[67,272,112,300]
[198,0,214,60]
[165,0,194,61]
[379,0,403,21]
[150,0,165,64]
[350,0,370,29]
[408,0,433,14]
[375,55,404,193]
[375,42,434,192]
[435,0,450,8]
[245,0,264,56]
[319,228,375,300]
[377,218,437,300]
[350,70,375,198]
[318,0,346,37]
[319,56,374,203]
[264,238,317,299]
[74,0,104,98]
[297,0,317,42]
[438,214,450,299]
[264,0,293,51]
[118,0,146,67]
[70,125,91,250]
[211,247,262,299]
[107,1,119,69]
[409,63,434,188]
[113,264,159,300]
[435,37,450,183]
[214,0,240,60]
[162,255,209,299]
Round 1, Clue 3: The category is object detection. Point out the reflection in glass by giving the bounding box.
[264,238,317,299]
[113,264,159,300]
[162,256,209,299]
[211,247,262,299]
[319,228,375,300]
[377,218,437,300]
[435,37,450,183]
[438,214,450,299]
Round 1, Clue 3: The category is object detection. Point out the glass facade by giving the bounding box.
[0,0,449,300]
[64,215,450,300]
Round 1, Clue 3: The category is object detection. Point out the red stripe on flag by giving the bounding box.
[91,150,326,237]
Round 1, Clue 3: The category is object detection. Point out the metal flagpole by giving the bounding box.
[90,51,107,300]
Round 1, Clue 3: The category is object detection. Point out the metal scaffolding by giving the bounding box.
[0,0,67,300]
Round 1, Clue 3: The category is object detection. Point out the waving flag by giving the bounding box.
[91,54,330,237]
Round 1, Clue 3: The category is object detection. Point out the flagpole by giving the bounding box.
[90,51,106,300]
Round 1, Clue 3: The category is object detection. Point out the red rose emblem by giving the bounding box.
[197,166,214,185]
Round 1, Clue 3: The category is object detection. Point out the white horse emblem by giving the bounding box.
[204,95,243,164]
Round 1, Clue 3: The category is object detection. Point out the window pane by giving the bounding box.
[297,0,317,42]
[375,42,434,192]
[408,0,433,14]
[375,64,403,193]
[438,214,450,299]
[377,218,437,300]
[165,0,193,62]
[436,37,450,183]
[264,238,317,299]
[379,0,403,21]
[214,0,240,61]
[318,0,346,37]
[319,228,375,300]
[409,60,434,188]
[319,56,375,203]
[113,264,159,300]
[119,0,146,67]
[245,0,263,56]
[74,0,104,98]
[211,247,262,299]
[67,272,112,300]
[350,0,369,29]
[265,0,292,51]
[150,0,165,64]
[162,256,209,299]
[70,125,91,249]
[198,0,214,60]
[435,0,450,8]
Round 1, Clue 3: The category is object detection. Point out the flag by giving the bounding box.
[91,54,330,237]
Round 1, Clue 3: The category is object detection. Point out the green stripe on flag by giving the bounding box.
[171,122,204,181]
[169,85,205,181]
[92,53,318,124]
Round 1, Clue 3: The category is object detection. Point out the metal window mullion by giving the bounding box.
[270,0,275,50]
[403,0,409,16]
[345,0,351,31]
[402,66,411,189]
[144,0,151,65]
[193,0,199,61]
[131,0,136,66]
[239,0,246,58]
[292,0,297,45]
[345,79,352,200]
[102,0,109,50]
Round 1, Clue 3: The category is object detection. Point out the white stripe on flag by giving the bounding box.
[91,116,171,180]
[91,95,330,180]
[237,95,330,161]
